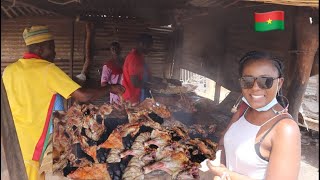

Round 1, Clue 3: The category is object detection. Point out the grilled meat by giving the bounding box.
[120,132,151,159]
[173,163,200,180]
[143,151,189,175]
[106,148,122,163]
[122,157,145,180]
[67,163,111,180]
[187,138,215,160]
[144,129,172,147]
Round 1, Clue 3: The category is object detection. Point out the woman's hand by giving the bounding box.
[207,161,231,180]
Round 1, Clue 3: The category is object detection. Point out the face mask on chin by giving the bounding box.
[241,79,279,112]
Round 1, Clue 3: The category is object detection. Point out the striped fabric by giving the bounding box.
[23,26,54,45]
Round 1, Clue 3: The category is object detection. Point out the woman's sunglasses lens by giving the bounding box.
[263,77,274,89]
[240,77,254,89]
[240,77,275,89]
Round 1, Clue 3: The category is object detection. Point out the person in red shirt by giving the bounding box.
[122,34,153,104]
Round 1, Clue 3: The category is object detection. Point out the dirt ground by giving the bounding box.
[299,128,319,180]
[298,75,319,180]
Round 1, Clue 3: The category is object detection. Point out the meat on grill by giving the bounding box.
[144,129,172,147]
[106,148,122,163]
[122,157,145,180]
[67,163,111,180]
[187,138,216,159]
[143,151,189,175]
[120,132,151,159]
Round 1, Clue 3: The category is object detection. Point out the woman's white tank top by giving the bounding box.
[224,114,268,180]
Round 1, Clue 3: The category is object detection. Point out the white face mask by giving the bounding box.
[242,79,279,112]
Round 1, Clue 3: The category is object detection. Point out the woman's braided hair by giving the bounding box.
[238,51,287,108]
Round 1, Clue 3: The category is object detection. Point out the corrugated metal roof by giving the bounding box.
[1,0,57,19]
[1,17,85,77]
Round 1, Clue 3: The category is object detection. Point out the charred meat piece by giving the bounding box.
[138,118,162,130]
[82,113,106,141]
[144,129,172,147]
[202,138,218,151]
[187,138,215,160]
[173,163,200,180]
[171,126,189,141]
[96,148,111,163]
[141,142,186,162]
[123,156,146,180]
[189,124,208,137]
[99,122,141,149]
[120,132,151,159]
[82,145,98,163]
[129,98,171,119]
[106,148,122,163]
[186,144,207,163]
[65,103,83,119]
[99,129,123,149]
[208,124,217,134]
[119,122,141,137]
[143,151,189,175]
[67,163,111,180]
[151,102,171,119]
[98,103,113,117]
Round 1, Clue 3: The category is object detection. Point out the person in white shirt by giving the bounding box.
[207,51,301,180]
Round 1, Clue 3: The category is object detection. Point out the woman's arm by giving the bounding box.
[101,65,112,87]
[265,119,301,180]
[71,85,125,103]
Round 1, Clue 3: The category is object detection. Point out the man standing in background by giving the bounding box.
[122,33,153,105]
[2,25,125,180]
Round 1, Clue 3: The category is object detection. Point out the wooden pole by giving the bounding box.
[287,7,319,121]
[1,78,28,180]
[172,26,184,79]
[80,22,94,77]
[70,20,75,79]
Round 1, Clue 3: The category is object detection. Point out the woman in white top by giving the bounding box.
[207,51,301,180]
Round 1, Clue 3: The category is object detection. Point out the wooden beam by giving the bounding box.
[1,78,28,180]
[287,7,319,121]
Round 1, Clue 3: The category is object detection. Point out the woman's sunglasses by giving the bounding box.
[239,76,279,89]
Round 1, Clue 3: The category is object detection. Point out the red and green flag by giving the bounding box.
[254,11,284,32]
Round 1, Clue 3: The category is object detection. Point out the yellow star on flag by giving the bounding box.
[267,18,272,24]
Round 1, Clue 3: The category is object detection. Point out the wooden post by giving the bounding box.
[67,20,75,109]
[80,22,94,77]
[214,82,221,104]
[70,20,75,79]
[1,78,28,180]
[287,8,319,121]
[172,26,184,80]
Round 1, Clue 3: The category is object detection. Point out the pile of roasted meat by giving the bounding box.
[53,98,218,180]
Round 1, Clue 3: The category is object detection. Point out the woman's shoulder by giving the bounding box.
[274,116,300,138]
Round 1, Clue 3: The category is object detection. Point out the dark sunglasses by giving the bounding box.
[239,76,279,89]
